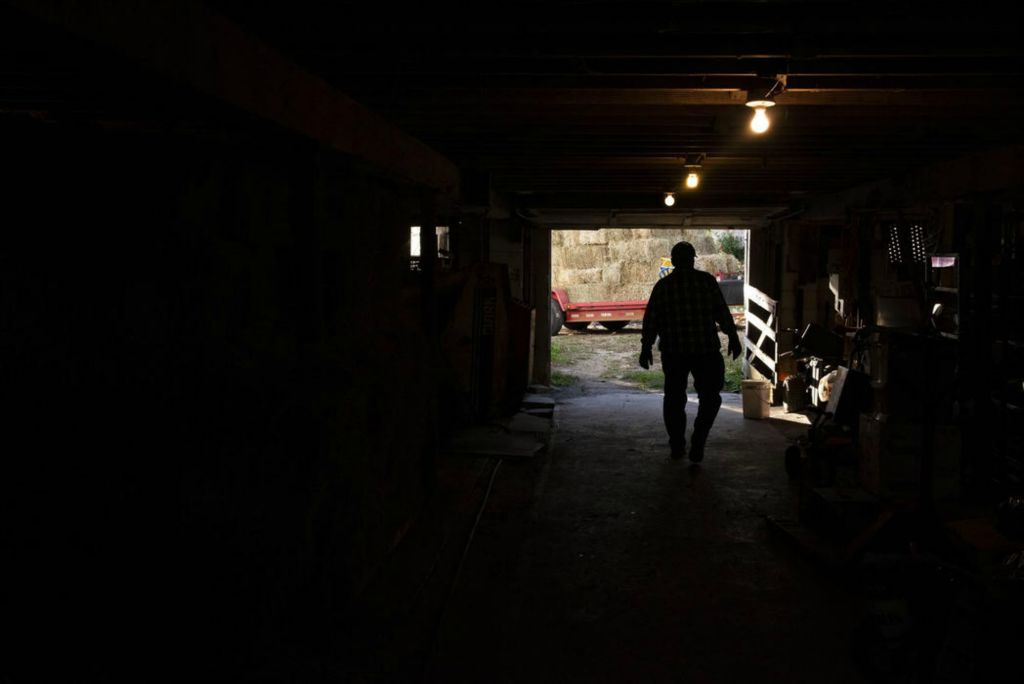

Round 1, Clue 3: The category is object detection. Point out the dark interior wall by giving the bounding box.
[746,223,784,300]
[488,219,527,299]
[2,113,433,677]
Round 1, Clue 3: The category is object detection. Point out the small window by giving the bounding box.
[409,225,451,271]
[436,226,451,260]
[410,225,422,257]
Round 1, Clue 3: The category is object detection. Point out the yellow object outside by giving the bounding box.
[658,257,674,279]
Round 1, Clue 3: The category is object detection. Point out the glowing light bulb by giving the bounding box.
[750,107,770,134]
[664,193,675,207]
[685,172,699,189]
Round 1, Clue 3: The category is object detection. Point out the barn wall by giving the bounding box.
[2,113,437,677]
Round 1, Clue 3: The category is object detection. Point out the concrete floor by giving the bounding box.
[428,383,868,683]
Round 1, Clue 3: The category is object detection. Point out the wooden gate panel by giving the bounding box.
[743,285,778,384]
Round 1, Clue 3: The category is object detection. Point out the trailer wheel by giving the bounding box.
[600,321,628,332]
[565,322,590,331]
[550,299,565,336]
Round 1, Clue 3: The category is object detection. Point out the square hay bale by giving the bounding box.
[576,230,609,246]
[650,229,704,254]
[607,282,658,302]
[605,241,631,263]
[643,240,675,262]
[602,240,634,262]
[556,230,581,247]
[652,229,687,244]
[604,229,637,242]
[620,261,661,286]
[554,227,743,303]
[602,262,622,285]
[565,283,614,302]
[556,267,603,284]
[695,253,742,274]
[723,253,742,273]
[620,283,656,301]
[557,244,608,269]
[689,230,720,255]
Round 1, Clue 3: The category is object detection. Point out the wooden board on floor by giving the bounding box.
[445,426,544,459]
[521,393,556,409]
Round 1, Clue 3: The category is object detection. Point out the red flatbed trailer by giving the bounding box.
[550,288,643,333]
[549,287,745,336]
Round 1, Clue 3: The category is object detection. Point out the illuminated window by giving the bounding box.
[436,226,450,259]
[409,225,451,270]
[410,225,421,257]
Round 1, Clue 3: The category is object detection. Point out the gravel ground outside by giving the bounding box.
[551,321,745,392]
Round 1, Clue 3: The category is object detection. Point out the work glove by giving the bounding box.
[728,334,742,361]
[639,346,653,370]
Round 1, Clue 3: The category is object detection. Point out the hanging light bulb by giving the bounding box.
[681,153,704,191]
[750,106,771,133]
[664,192,675,207]
[745,80,779,135]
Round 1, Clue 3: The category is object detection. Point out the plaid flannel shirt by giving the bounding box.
[641,268,737,354]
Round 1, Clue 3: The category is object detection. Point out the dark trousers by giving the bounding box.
[661,351,725,449]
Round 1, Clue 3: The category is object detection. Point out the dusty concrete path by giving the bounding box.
[429,383,866,683]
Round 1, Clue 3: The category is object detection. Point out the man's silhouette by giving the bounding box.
[640,241,742,462]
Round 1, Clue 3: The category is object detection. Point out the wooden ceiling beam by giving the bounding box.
[512,192,791,210]
[324,56,1023,81]
[4,0,460,194]
[300,29,1023,60]
[349,87,1022,108]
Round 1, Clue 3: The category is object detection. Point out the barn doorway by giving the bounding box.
[548,228,747,393]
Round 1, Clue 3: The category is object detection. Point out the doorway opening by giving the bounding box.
[549,228,747,393]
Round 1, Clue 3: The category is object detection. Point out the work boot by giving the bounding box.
[670,440,686,460]
[688,434,706,463]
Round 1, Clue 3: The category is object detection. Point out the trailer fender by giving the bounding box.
[551,288,571,313]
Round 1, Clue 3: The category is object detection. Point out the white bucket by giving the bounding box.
[741,380,771,419]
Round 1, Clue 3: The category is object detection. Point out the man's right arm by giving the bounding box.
[640,281,661,368]
[641,281,661,350]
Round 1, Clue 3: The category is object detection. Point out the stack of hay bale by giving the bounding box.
[551,228,741,303]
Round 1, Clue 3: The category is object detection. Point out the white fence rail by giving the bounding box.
[743,285,778,384]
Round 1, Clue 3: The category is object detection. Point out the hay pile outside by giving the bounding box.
[695,253,743,275]
[690,231,720,255]
[552,228,731,303]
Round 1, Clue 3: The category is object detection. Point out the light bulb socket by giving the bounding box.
[682,152,706,167]
[745,76,783,108]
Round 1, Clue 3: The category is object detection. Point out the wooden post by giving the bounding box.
[531,225,552,386]
[419,193,438,491]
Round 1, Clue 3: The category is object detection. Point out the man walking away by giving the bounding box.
[640,241,742,462]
